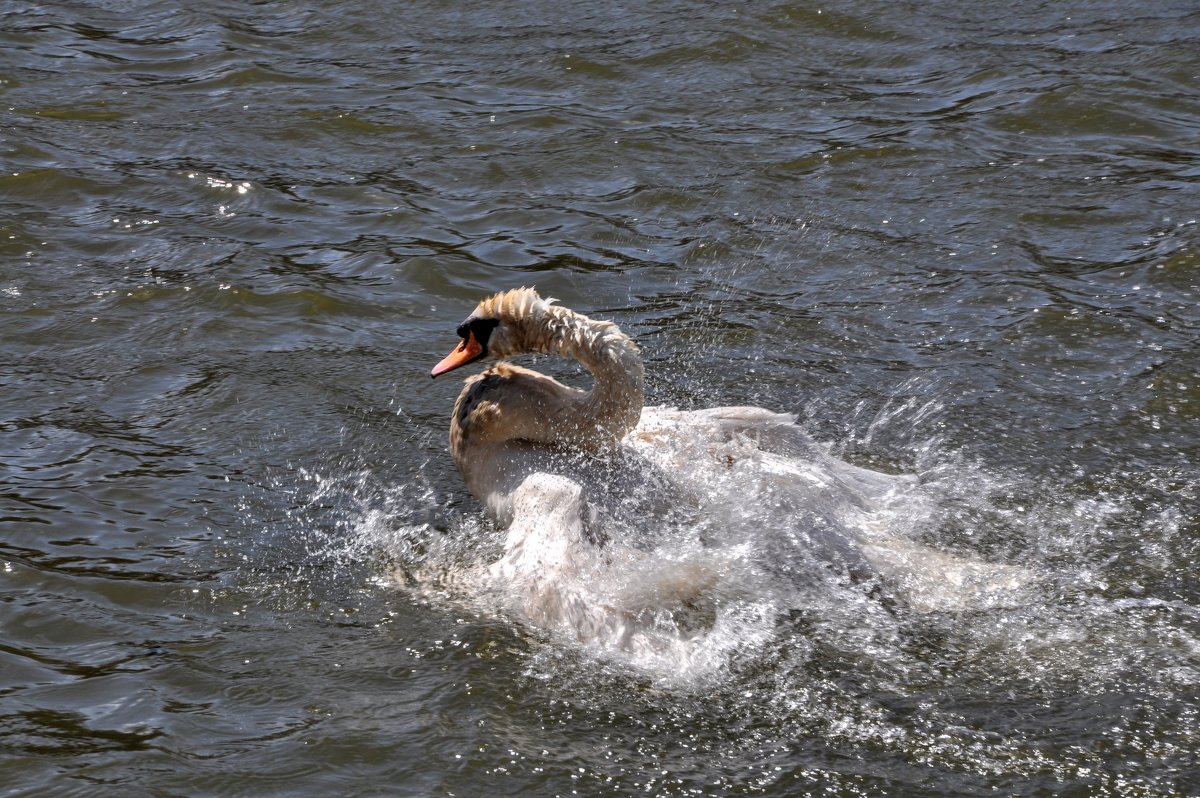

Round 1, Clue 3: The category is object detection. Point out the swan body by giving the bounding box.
[431,288,1031,657]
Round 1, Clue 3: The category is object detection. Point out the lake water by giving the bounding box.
[2,1,1198,795]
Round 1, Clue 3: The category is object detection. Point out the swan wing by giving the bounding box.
[633,405,915,504]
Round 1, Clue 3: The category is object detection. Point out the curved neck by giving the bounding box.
[538,304,644,445]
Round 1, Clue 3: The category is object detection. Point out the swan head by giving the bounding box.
[430,287,549,378]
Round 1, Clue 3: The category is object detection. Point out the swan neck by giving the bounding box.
[543,305,644,443]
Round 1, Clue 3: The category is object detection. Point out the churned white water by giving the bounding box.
[284,406,1193,697]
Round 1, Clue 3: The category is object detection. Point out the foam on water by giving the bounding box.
[275,439,1082,686]
[226,386,1198,794]
[244,361,1197,718]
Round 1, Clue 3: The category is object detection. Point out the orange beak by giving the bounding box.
[430,330,484,377]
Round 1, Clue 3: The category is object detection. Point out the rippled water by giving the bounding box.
[3,1,1198,795]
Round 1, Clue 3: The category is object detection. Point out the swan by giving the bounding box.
[429,288,1032,655]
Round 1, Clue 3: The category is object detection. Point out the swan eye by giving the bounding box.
[457,316,499,345]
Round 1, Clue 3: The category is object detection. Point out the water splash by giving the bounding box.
[212,382,1199,796]
[235,386,1197,719]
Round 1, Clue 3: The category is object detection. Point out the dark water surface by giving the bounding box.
[3,1,1199,795]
